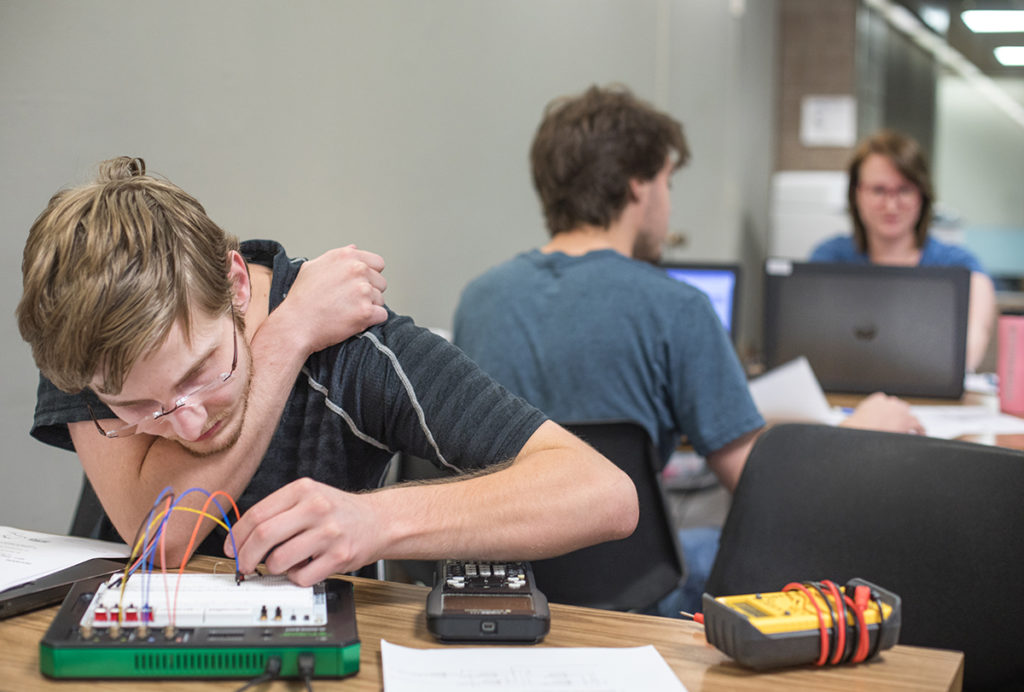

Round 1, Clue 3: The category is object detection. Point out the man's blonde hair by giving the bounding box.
[17,157,240,395]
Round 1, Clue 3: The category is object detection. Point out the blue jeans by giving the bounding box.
[646,526,720,618]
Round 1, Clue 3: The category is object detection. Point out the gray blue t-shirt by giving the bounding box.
[810,235,987,274]
[454,249,763,464]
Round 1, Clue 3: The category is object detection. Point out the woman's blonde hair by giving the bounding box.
[17,157,239,394]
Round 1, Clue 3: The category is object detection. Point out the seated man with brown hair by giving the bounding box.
[454,85,922,615]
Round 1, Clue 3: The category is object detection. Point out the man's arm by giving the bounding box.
[226,420,640,587]
[705,428,761,493]
[67,247,387,565]
[966,271,996,373]
[708,393,924,493]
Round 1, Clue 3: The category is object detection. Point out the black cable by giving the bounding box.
[824,580,850,664]
[867,589,886,660]
[298,652,316,692]
[233,655,282,692]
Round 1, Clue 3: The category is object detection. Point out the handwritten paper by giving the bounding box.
[380,640,687,692]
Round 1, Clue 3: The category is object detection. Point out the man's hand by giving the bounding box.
[840,392,925,435]
[225,478,381,586]
[272,245,388,355]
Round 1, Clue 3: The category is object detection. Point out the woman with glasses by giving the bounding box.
[809,129,996,372]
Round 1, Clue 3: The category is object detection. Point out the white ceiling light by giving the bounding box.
[863,0,1024,128]
[962,10,1024,33]
[994,46,1024,66]
[920,6,950,35]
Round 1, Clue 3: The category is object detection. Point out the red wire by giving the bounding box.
[845,586,872,663]
[822,580,847,664]
[783,582,829,666]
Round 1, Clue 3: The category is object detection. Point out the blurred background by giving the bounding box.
[2,0,1022,533]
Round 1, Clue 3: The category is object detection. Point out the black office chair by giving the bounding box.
[69,475,120,542]
[705,423,1024,691]
[529,420,686,612]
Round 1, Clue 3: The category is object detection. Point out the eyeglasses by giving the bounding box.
[88,317,239,439]
[858,184,919,205]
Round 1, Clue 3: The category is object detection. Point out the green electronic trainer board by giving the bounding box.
[39,572,359,680]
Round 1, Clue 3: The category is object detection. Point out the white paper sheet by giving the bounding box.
[907,405,1024,440]
[380,640,687,692]
[0,526,129,592]
[748,356,842,425]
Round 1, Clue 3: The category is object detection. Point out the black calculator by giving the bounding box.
[425,560,550,643]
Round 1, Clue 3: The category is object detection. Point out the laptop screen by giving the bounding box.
[762,259,969,398]
[660,262,741,341]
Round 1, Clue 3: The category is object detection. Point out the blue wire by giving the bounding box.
[129,487,242,578]
[126,487,174,621]
[129,487,244,627]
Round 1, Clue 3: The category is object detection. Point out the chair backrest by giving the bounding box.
[69,475,120,542]
[529,420,686,612]
[706,423,1024,690]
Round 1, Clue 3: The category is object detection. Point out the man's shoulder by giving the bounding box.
[470,249,542,277]
[240,239,287,266]
[465,249,705,300]
[459,250,542,301]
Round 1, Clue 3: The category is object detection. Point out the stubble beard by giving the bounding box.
[178,339,254,459]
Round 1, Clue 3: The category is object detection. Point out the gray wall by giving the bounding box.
[0,0,778,533]
[935,76,1024,231]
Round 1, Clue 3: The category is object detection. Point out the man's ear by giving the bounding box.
[226,251,252,314]
[628,177,650,205]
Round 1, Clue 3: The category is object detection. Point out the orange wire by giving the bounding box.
[170,491,242,624]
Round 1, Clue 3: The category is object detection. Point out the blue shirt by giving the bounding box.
[454,249,763,464]
[810,235,986,274]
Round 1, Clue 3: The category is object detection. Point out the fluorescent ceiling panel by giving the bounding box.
[962,10,1024,33]
[994,46,1024,66]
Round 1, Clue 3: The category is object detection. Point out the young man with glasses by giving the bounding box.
[17,157,639,587]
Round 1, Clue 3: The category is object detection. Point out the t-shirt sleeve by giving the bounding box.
[809,235,853,262]
[665,293,764,458]
[30,375,112,452]
[339,314,549,472]
[940,244,986,274]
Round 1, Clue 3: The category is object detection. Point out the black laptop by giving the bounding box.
[762,259,969,399]
[660,261,741,344]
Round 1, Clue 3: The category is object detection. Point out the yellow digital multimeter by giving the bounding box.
[701,578,901,670]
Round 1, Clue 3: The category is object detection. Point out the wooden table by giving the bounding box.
[827,390,1024,451]
[0,557,963,691]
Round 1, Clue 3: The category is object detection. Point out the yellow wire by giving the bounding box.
[116,506,233,623]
